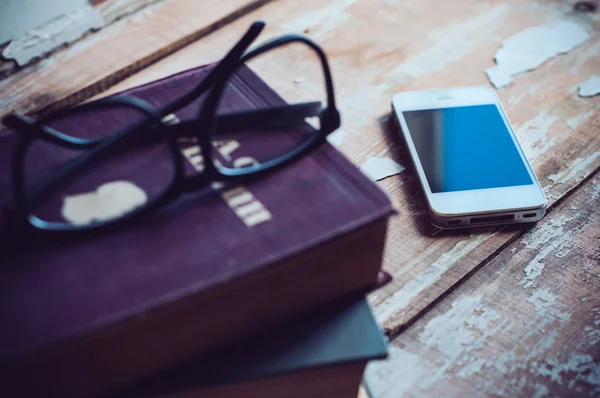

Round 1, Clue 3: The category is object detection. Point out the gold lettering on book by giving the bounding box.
[233,156,259,169]
[181,145,205,172]
[212,140,239,161]
[221,187,272,227]
[165,114,272,227]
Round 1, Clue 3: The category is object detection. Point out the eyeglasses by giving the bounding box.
[1,21,340,237]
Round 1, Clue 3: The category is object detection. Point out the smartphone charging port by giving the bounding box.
[471,214,515,224]
[523,213,537,219]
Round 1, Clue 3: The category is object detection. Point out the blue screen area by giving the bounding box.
[403,104,532,193]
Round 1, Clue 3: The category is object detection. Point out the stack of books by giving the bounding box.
[0,64,394,398]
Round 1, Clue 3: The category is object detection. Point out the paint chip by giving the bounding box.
[526,288,555,314]
[486,21,589,89]
[578,75,600,98]
[326,128,347,147]
[360,157,405,181]
[61,180,148,225]
[3,5,105,66]
[519,258,544,288]
[0,0,89,45]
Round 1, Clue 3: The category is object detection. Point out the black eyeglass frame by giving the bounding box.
[2,21,340,236]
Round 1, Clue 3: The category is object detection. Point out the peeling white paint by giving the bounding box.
[457,358,487,379]
[581,325,600,348]
[588,178,600,202]
[554,249,569,258]
[371,275,592,395]
[486,21,589,89]
[419,296,485,358]
[417,295,506,387]
[508,91,527,105]
[533,354,600,392]
[515,111,559,161]
[365,346,430,398]
[0,0,89,44]
[526,288,556,314]
[3,5,105,66]
[519,214,576,288]
[360,156,405,181]
[444,290,569,390]
[520,258,545,288]
[532,384,549,398]
[508,82,543,105]
[375,235,493,324]
[578,75,600,98]
[547,152,600,183]
[387,5,509,83]
[570,40,600,75]
[326,127,347,147]
[522,214,575,250]
[565,108,595,130]
[94,0,160,23]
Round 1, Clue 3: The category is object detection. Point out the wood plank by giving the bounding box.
[366,172,600,397]
[0,0,161,79]
[0,0,273,119]
[98,0,600,336]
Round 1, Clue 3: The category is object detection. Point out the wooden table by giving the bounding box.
[1,0,598,396]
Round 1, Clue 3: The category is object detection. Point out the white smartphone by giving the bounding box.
[391,86,546,229]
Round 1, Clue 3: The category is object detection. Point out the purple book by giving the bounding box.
[0,64,394,398]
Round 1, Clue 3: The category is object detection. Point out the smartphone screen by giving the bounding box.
[402,104,533,193]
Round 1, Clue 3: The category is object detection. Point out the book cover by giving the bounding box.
[0,64,394,397]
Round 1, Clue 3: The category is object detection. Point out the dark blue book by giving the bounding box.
[111,297,387,398]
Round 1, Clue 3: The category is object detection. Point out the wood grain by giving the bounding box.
[366,172,600,397]
[98,0,600,336]
[0,0,273,119]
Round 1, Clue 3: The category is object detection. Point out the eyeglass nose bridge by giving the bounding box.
[178,163,214,192]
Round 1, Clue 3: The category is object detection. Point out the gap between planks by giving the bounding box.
[367,172,600,397]
[385,163,600,342]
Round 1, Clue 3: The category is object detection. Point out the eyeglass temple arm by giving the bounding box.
[218,101,323,132]
[241,35,337,112]
[168,102,323,139]
[160,21,265,117]
[2,96,163,150]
